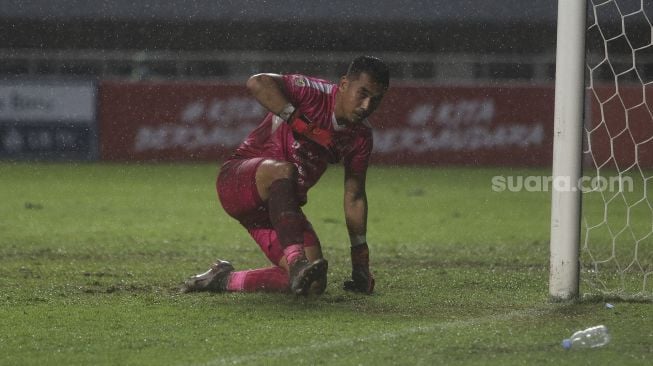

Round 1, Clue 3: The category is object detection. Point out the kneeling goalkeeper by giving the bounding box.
[183,56,389,296]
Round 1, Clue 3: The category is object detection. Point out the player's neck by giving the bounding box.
[334,92,350,126]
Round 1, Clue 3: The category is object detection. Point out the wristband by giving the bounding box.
[349,234,367,247]
[279,103,296,121]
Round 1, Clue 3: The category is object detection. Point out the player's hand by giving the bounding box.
[343,243,375,294]
[288,112,333,148]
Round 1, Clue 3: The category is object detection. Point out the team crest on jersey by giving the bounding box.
[294,77,306,87]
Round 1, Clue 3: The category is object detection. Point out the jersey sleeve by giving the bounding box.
[344,130,373,175]
[281,74,322,110]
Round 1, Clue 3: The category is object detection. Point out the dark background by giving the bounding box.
[1,0,559,53]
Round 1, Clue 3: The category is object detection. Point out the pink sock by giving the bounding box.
[283,244,304,265]
[226,267,289,292]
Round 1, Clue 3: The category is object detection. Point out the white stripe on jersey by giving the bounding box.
[299,76,333,93]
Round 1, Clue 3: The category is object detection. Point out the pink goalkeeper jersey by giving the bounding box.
[232,74,373,204]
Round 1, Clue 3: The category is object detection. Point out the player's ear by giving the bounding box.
[339,76,349,91]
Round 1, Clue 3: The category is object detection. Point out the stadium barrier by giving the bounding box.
[0,79,98,160]
[371,84,553,166]
[99,81,262,162]
[0,75,647,169]
[98,80,645,167]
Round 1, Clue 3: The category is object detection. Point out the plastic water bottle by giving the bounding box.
[562,325,610,350]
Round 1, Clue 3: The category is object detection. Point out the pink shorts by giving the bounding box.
[217,158,319,265]
[217,158,268,227]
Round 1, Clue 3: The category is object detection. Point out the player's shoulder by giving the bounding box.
[285,74,335,94]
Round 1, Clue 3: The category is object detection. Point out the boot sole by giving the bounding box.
[291,258,328,296]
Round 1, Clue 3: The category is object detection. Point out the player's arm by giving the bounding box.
[246,73,293,117]
[343,166,375,294]
[246,73,332,147]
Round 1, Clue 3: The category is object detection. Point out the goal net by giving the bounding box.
[582,0,653,300]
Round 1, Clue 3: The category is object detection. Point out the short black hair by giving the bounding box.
[346,56,390,88]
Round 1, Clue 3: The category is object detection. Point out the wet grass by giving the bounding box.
[0,162,651,365]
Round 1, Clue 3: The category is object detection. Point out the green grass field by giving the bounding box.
[1,162,651,365]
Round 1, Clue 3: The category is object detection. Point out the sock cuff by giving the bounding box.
[283,244,305,265]
[226,271,246,292]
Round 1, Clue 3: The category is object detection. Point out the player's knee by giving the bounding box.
[270,161,298,181]
[255,160,299,202]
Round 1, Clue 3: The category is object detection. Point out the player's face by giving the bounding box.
[337,72,386,124]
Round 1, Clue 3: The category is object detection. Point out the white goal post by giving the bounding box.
[551,0,653,301]
[549,0,587,301]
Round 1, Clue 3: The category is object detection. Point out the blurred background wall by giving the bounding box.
[0,0,561,82]
[1,1,650,164]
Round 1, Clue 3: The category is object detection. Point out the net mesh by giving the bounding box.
[582,0,653,300]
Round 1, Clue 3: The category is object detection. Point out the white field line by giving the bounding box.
[195,307,546,366]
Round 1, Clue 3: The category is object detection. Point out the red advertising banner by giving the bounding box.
[100,81,558,166]
[100,81,265,161]
[370,84,554,166]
